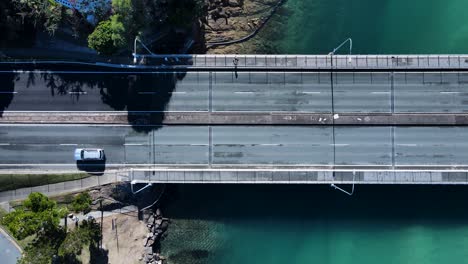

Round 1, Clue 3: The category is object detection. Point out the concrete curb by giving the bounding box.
[2,112,468,125]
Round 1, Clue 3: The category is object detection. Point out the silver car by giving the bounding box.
[74,148,105,161]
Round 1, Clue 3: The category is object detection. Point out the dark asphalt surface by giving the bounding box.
[1,125,468,169]
[3,71,468,113]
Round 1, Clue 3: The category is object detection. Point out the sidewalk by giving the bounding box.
[0,171,129,204]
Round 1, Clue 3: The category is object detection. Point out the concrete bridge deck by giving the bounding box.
[133,54,468,70]
[4,56,468,184]
[4,54,468,71]
[3,69,468,125]
[130,168,468,185]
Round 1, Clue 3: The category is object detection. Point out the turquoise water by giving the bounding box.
[265,0,468,54]
[161,185,468,264]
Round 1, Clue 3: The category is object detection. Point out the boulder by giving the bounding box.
[147,214,155,224]
[228,0,239,7]
[160,221,169,231]
[144,246,153,255]
[155,219,162,226]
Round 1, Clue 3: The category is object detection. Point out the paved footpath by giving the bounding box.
[0,170,128,204]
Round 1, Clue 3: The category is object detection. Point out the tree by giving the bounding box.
[70,192,92,214]
[88,15,125,54]
[11,0,64,35]
[112,0,133,15]
[23,192,56,213]
[58,219,101,262]
[1,192,66,239]
[110,15,126,48]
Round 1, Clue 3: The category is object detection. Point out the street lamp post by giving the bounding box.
[133,37,138,64]
[328,38,354,195]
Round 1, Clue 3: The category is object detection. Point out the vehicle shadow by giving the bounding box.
[76,160,106,175]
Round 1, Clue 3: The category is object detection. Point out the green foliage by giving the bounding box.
[1,192,65,240]
[17,238,59,264]
[70,192,92,214]
[0,192,104,264]
[12,0,64,34]
[88,15,126,54]
[58,219,101,261]
[0,173,89,192]
[17,220,102,264]
[110,15,126,48]
[23,192,56,213]
[112,0,133,15]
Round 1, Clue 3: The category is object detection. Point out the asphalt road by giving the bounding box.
[3,71,468,113]
[1,124,468,170]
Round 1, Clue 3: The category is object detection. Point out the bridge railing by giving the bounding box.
[138,54,468,69]
[130,169,468,185]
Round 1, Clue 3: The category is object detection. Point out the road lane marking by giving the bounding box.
[440,91,460,94]
[59,144,78,146]
[259,144,280,146]
[68,91,87,95]
[302,92,321,94]
[171,92,187,94]
[0,143,10,146]
[0,92,18,94]
[371,92,390,94]
[124,143,144,146]
[234,91,254,94]
[397,144,417,147]
[331,144,349,146]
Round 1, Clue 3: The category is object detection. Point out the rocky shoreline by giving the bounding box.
[204,0,285,54]
[141,208,170,264]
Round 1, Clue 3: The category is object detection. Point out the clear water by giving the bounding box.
[262,0,468,54]
[161,184,468,264]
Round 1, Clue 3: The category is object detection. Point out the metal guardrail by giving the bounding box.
[132,54,468,69]
[129,169,468,185]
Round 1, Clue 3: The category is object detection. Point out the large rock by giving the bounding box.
[160,221,169,231]
[155,219,162,227]
[144,246,153,255]
[228,0,239,7]
[147,214,155,224]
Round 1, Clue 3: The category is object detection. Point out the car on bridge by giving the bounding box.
[74,148,105,161]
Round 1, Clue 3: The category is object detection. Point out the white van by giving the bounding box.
[74,149,105,161]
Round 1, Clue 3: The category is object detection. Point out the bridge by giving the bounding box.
[2,55,468,185]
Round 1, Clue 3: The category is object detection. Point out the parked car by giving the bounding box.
[74,148,105,161]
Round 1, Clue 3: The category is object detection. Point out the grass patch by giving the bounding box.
[0,173,90,192]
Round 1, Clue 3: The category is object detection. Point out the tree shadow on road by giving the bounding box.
[102,71,187,133]
[36,68,189,133]
[0,73,19,117]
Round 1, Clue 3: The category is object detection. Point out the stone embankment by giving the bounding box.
[141,208,170,264]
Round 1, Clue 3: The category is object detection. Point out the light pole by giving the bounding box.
[328,38,353,192]
[133,36,139,64]
[329,37,352,56]
[330,171,356,196]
